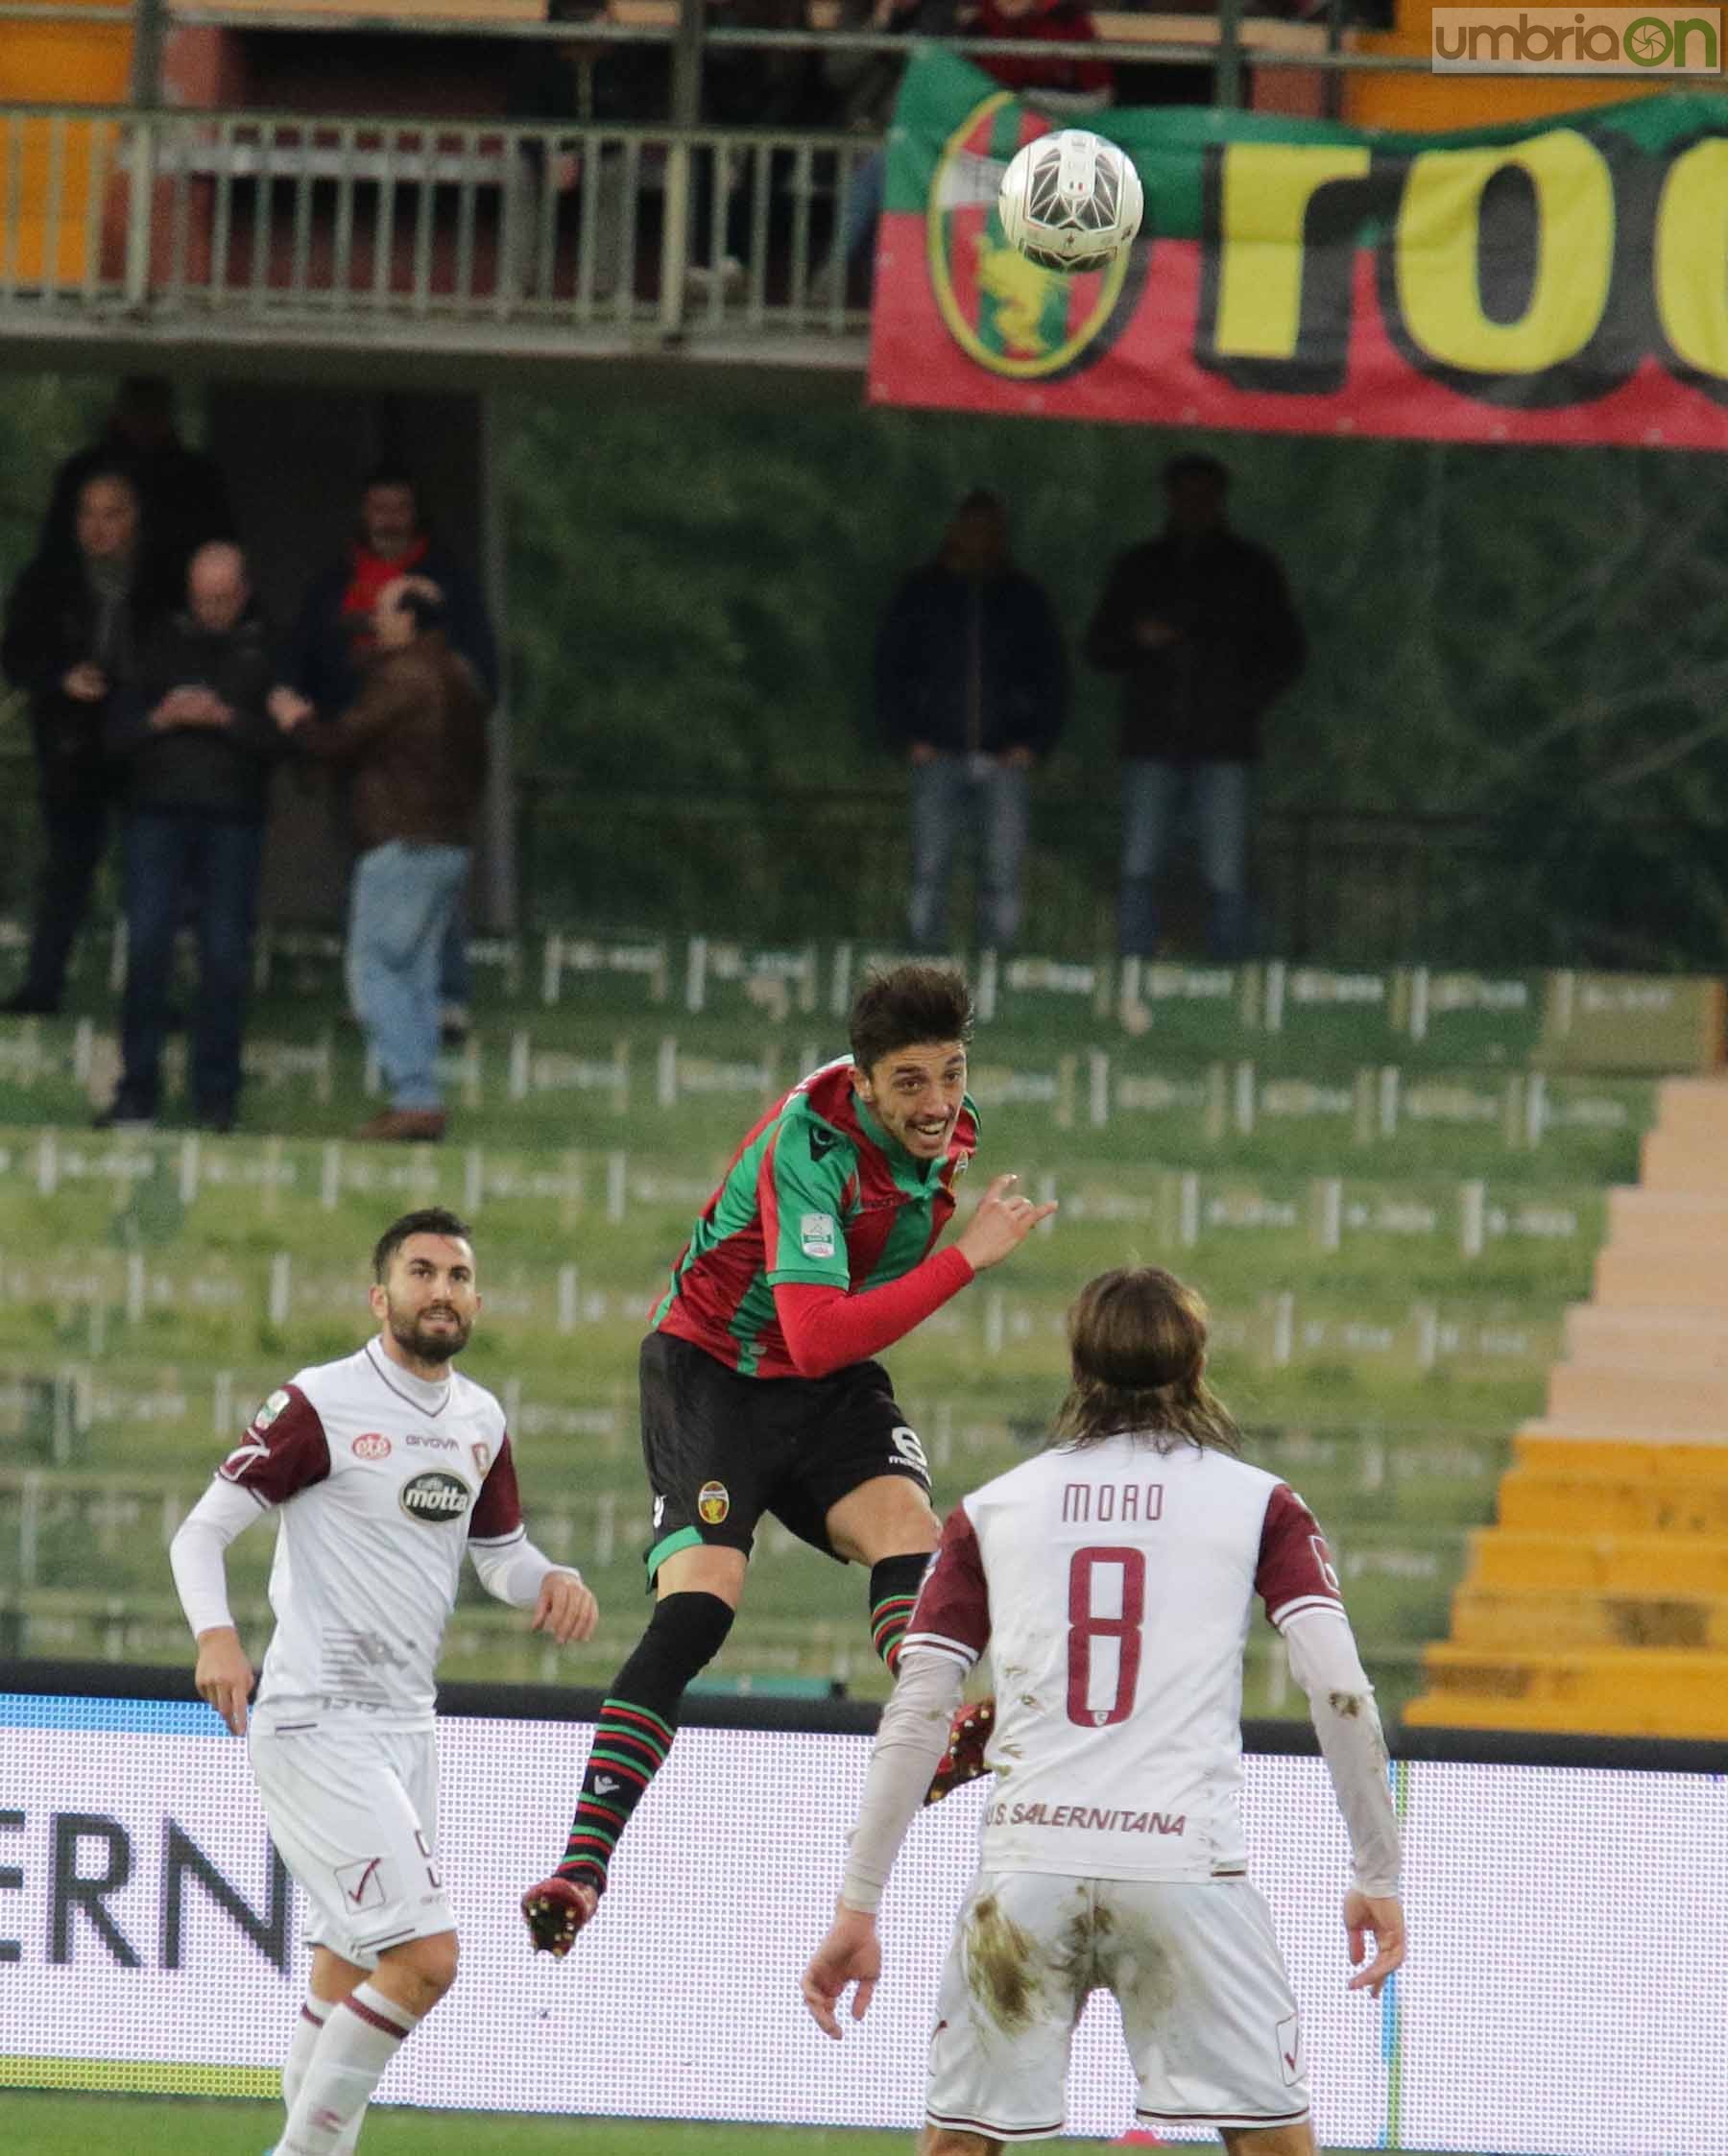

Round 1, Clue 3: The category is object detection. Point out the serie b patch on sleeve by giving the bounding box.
[800,1211,837,1259]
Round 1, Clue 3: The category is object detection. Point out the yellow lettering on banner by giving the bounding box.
[1213,144,1372,360]
[1394,132,1613,375]
[1655,137,1728,385]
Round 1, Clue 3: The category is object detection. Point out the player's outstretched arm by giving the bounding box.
[193,1626,255,1737]
[952,1173,1059,1275]
[802,1906,881,2039]
[170,1478,268,1736]
[1343,1887,1405,1997]
[529,1569,598,1645]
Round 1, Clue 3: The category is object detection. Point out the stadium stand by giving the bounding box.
[4,933,1711,1732]
[1408,1077,1728,1737]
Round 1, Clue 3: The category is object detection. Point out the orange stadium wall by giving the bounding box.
[0,0,131,285]
[1345,0,1703,127]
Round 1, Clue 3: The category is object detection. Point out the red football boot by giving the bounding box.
[924,1696,996,1806]
[520,1875,599,1957]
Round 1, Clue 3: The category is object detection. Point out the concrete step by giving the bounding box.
[1413,1642,1728,1735]
[1652,1076,1728,1138]
[1546,1363,1728,1438]
[1563,1305,1728,1371]
[1451,1585,1728,1651]
[1517,1417,1728,1452]
[1604,1186,1728,1252]
[1594,1244,1728,1308]
[1515,1431,1728,1477]
[1401,1688,1722,1735]
[1466,1527,1728,1595]
[1498,1468,1728,1536]
[1639,1128,1728,1194]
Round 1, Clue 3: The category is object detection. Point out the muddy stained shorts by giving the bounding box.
[924,1869,1311,2142]
[249,1719,455,1967]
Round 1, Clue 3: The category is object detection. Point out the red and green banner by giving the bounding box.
[868,50,1728,447]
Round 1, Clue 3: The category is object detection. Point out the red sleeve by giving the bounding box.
[1256,1484,1345,1630]
[773,1246,974,1379]
[468,1433,525,1545]
[901,1502,991,1668]
[216,1383,330,1507]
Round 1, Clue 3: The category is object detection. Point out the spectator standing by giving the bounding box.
[1085,453,1306,962]
[281,463,499,1043]
[877,491,1067,954]
[100,542,281,1133]
[1,469,169,1016]
[273,582,489,1144]
[971,0,1114,99]
[39,374,234,596]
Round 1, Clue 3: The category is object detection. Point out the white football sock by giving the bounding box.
[281,1996,328,2116]
[278,1982,419,2155]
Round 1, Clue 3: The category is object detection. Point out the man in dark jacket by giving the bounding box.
[1085,453,1306,960]
[102,541,282,1132]
[876,491,1067,953]
[278,462,498,1042]
[1,468,170,1016]
[273,580,489,1144]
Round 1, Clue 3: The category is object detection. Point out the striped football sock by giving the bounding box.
[557,1696,673,1891]
[870,1552,932,1673]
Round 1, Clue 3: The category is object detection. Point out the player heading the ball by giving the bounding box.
[170,1208,597,2156]
[803,1263,1405,2156]
[521,962,1057,1957]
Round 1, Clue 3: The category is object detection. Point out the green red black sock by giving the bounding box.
[869,1552,931,1673]
[555,1590,734,1892]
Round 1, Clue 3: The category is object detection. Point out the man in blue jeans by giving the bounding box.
[272,581,489,1143]
[876,491,1067,954]
[102,541,281,1133]
[1085,454,1306,962]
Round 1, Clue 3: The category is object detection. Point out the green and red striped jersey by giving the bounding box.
[650,1057,980,1378]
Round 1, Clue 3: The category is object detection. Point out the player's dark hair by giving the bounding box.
[1052,1266,1240,1456]
[372,1207,475,1282]
[849,964,973,1073]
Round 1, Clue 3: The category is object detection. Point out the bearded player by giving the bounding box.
[521,963,1056,1955]
[803,1264,1404,2155]
[169,1208,597,2156]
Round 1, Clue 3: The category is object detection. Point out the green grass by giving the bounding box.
[0,2090,1428,2154]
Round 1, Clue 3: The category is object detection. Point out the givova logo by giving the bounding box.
[399,1471,470,1522]
[1432,8,1722,72]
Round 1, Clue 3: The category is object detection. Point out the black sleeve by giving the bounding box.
[1083,548,1150,674]
[875,577,924,750]
[0,557,69,698]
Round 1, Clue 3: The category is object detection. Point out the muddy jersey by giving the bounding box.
[903,1433,1346,1881]
[212,1339,522,1730]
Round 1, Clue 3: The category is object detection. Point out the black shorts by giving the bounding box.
[638,1330,933,1586]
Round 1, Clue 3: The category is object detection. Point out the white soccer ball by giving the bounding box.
[996,128,1144,276]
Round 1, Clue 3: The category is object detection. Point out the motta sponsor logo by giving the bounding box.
[1432,7,1722,72]
[351,1431,392,1461]
[398,1471,471,1522]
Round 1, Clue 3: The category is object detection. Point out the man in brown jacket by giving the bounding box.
[272,578,489,1141]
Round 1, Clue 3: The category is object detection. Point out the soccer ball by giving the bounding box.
[996,129,1144,276]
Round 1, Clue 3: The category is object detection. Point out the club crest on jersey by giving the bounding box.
[470,1442,492,1476]
[800,1211,837,1259]
[399,1470,471,1523]
[252,1388,290,1432]
[352,1431,392,1462]
[698,1480,731,1525]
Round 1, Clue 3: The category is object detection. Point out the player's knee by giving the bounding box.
[639,1590,735,1684]
[396,1928,459,2004]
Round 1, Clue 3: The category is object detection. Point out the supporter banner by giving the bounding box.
[2,1693,1725,2154]
[870,51,1728,447]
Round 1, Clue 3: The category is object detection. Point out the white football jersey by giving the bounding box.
[211,1339,523,1731]
[903,1432,1346,1881]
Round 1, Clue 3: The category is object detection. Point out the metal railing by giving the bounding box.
[0,102,882,342]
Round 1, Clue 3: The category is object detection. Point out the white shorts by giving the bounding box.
[249,1719,456,1967]
[925,1870,1311,2142]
